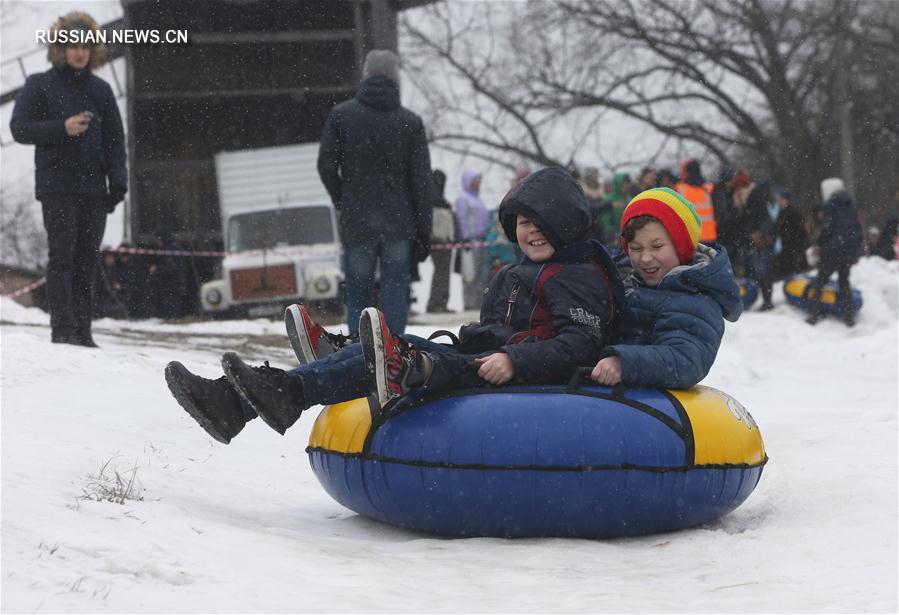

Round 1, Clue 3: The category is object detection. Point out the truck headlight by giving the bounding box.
[205,288,223,305]
[314,276,331,293]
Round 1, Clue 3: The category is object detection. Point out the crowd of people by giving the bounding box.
[422,159,831,317]
[12,9,894,349]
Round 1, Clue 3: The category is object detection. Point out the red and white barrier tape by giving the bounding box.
[102,245,342,258]
[0,277,47,299]
[432,239,507,250]
[100,239,508,258]
[105,245,226,257]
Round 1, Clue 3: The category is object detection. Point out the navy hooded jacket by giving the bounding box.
[818,190,862,265]
[317,76,433,246]
[601,243,742,389]
[10,65,126,198]
[458,167,625,383]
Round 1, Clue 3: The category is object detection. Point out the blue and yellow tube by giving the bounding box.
[307,383,766,538]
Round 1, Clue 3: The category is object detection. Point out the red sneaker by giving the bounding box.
[284,304,350,365]
[359,307,423,407]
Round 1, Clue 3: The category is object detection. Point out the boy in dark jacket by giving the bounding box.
[591,188,742,390]
[165,167,624,444]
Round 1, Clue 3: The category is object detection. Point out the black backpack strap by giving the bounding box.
[427,329,461,347]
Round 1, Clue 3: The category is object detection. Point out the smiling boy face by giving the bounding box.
[626,220,680,286]
[516,214,555,262]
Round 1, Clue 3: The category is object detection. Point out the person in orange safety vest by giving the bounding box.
[675,159,717,242]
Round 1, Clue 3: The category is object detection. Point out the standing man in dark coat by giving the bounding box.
[10,12,126,347]
[805,178,863,326]
[317,49,433,336]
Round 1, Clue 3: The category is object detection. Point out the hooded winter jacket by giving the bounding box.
[458,167,625,383]
[817,190,862,265]
[600,244,742,390]
[317,75,433,245]
[10,64,126,198]
[454,170,490,240]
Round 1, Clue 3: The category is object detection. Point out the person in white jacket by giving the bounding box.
[454,169,490,310]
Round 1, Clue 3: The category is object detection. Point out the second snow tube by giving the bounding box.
[739,278,759,308]
[783,274,862,316]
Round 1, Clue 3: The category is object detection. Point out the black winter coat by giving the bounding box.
[743,184,774,237]
[459,247,621,383]
[10,65,126,198]
[775,206,808,275]
[458,167,625,384]
[317,76,433,245]
[818,190,862,265]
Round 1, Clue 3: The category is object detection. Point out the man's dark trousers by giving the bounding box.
[40,195,107,341]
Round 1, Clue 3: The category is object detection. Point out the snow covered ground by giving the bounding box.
[1,258,897,613]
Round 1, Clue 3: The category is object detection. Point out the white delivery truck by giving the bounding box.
[200,143,343,318]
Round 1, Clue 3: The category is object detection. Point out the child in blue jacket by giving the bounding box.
[166,167,624,444]
[590,188,742,390]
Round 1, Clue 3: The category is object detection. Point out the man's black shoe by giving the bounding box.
[52,329,83,346]
[220,352,305,435]
[79,335,99,348]
[164,362,247,444]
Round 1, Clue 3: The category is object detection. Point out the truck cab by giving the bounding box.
[200,143,343,317]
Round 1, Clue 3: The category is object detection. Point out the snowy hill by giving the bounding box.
[1,257,896,612]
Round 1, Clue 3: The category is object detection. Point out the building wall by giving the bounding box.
[123,0,397,249]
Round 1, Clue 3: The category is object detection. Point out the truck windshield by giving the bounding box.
[227,206,334,252]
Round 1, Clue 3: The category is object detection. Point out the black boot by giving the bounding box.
[220,352,305,435]
[78,332,99,348]
[52,328,83,346]
[164,362,247,444]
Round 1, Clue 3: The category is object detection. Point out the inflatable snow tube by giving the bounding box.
[783,274,862,316]
[307,380,767,538]
[739,278,759,308]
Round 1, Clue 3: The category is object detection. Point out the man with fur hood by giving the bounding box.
[804,178,863,326]
[10,11,126,347]
[317,49,433,337]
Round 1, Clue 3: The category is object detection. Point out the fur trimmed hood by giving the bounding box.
[47,12,107,69]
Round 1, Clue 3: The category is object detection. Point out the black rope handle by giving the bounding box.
[566,366,626,397]
[566,367,594,392]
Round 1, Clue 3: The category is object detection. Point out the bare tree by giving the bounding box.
[0,188,47,270]
[402,0,899,217]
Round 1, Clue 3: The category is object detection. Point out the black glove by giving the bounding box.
[106,188,126,213]
[412,235,431,263]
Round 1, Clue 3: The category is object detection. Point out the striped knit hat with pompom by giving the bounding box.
[620,187,702,265]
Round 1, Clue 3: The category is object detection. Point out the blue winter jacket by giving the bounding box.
[10,65,126,199]
[818,190,862,265]
[601,243,742,389]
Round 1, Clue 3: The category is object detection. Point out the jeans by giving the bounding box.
[343,240,411,336]
[286,334,488,409]
[461,245,489,310]
[748,245,774,305]
[40,195,107,338]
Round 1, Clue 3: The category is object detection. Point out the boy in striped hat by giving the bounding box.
[590,187,743,390]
